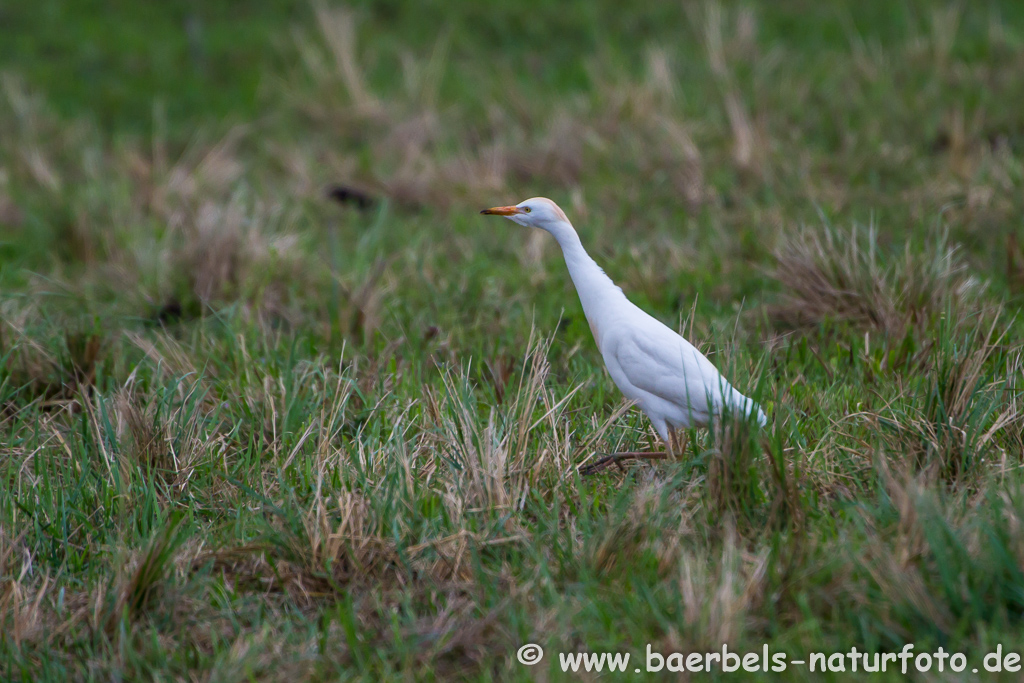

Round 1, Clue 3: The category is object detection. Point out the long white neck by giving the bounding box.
[543,219,627,345]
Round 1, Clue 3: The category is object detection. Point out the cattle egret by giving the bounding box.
[481,197,766,473]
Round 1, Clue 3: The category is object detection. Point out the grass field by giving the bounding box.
[3,1,1024,679]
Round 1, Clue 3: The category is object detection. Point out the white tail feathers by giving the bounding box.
[722,384,767,426]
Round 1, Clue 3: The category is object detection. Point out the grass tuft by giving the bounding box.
[771,223,982,338]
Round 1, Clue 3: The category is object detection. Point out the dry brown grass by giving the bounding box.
[666,524,769,651]
[696,2,763,176]
[0,530,48,647]
[99,518,188,634]
[110,381,220,493]
[866,320,1023,485]
[193,336,575,612]
[1,78,312,325]
[770,224,982,338]
[284,3,781,216]
[1,518,189,652]
[0,302,107,409]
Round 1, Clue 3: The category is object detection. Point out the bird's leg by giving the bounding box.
[667,427,688,461]
[578,427,683,476]
[578,451,668,475]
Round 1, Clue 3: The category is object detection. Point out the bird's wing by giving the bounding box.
[604,314,728,419]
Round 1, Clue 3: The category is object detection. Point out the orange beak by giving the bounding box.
[480,205,524,216]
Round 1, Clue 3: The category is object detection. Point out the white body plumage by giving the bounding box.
[482,197,766,442]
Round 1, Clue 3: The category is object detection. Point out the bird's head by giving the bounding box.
[480,197,570,229]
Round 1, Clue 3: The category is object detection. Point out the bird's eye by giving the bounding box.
[523,207,531,213]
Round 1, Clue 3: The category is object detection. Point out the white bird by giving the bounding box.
[481,197,766,473]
